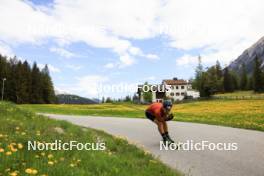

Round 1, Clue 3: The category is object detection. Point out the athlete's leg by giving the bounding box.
[154,119,165,135]
[162,121,168,133]
[162,121,174,143]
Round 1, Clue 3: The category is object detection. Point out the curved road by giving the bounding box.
[44,114,264,176]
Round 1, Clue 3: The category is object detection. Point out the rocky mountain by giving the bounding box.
[56,94,98,104]
[228,37,264,74]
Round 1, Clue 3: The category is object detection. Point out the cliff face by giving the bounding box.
[228,37,264,74]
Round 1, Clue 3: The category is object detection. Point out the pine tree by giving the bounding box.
[5,57,18,102]
[0,55,8,94]
[193,55,203,89]
[22,61,32,103]
[223,67,234,92]
[105,97,113,103]
[240,63,248,90]
[215,60,222,79]
[253,56,263,92]
[15,61,28,103]
[31,62,43,103]
[247,75,253,90]
[0,54,56,104]
[41,65,56,103]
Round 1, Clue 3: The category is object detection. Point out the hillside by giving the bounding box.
[0,102,179,176]
[229,36,264,74]
[56,94,98,104]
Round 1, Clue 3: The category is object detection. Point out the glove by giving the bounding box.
[165,113,174,121]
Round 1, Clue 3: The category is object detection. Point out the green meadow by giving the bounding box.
[0,102,181,176]
[20,99,264,131]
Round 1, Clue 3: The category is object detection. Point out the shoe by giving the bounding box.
[163,136,174,145]
[166,134,175,144]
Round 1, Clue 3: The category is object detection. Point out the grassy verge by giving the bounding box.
[20,103,146,118]
[20,100,264,132]
[213,91,264,99]
[0,102,181,176]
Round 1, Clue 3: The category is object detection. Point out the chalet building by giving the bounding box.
[138,78,200,103]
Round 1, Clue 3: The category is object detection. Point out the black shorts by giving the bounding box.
[145,111,155,121]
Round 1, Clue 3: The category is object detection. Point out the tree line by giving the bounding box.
[0,54,56,104]
[192,56,264,97]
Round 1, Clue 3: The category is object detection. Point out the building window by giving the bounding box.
[176,86,179,89]
[181,92,185,96]
[176,93,180,96]
[170,92,174,96]
[181,86,185,89]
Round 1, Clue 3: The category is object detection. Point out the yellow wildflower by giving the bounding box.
[0,148,4,152]
[18,143,23,149]
[6,151,12,156]
[25,168,37,175]
[10,146,17,152]
[25,168,33,174]
[48,161,54,165]
[31,169,38,175]
[9,171,18,176]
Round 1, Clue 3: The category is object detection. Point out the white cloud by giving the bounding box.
[56,75,108,97]
[162,0,264,65]
[50,47,76,58]
[0,41,14,57]
[66,64,83,71]
[104,54,136,69]
[104,63,115,69]
[176,55,199,67]
[128,47,159,60]
[118,54,135,68]
[145,54,159,60]
[0,0,264,67]
[39,64,61,73]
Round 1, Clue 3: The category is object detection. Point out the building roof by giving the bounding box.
[162,79,187,85]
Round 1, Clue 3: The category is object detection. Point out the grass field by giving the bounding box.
[0,102,181,176]
[20,99,264,131]
[213,91,264,98]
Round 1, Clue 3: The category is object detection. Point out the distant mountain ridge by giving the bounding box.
[56,94,98,104]
[228,37,264,74]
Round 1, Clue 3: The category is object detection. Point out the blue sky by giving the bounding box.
[0,0,263,98]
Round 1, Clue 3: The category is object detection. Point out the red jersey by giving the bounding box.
[146,102,165,121]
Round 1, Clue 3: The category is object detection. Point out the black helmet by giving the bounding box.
[163,100,173,110]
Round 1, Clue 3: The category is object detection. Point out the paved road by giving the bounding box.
[44,114,264,176]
